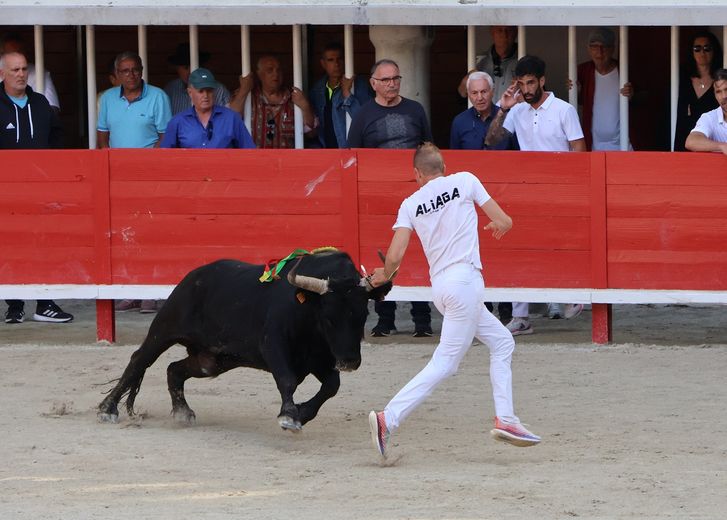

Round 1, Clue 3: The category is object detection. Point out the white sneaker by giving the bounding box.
[547,303,563,319]
[506,317,533,336]
[565,303,584,320]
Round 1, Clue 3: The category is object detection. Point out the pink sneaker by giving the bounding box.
[490,417,541,447]
[368,410,390,458]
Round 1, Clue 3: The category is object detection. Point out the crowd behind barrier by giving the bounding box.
[3,30,727,344]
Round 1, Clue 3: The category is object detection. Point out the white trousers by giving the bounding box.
[512,302,529,318]
[383,264,518,431]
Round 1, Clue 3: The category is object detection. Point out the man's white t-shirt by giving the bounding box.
[691,106,727,143]
[393,171,491,278]
[592,68,620,151]
[503,92,583,151]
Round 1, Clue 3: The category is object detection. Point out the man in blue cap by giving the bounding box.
[161,68,255,149]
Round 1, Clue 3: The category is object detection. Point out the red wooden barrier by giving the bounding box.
[1,149,726,345]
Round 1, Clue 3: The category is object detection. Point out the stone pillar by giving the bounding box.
[369,26,434,120]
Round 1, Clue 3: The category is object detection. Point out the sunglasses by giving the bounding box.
[693,45,713,53]
[493,65,502,78]
[206,120,214,141]
[266,118,275,142]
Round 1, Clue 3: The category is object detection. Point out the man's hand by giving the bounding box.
[620,82,633,100]
[497,81,523,110]
[484,220,511,240]
[290,87,310,109]
[370,267,389,287]
[340,76,354,98]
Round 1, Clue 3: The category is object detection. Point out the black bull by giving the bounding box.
[98,251,391,430]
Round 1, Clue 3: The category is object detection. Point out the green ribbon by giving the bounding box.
[259,248,311,283]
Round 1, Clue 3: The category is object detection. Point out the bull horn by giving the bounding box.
[287,259,329,294]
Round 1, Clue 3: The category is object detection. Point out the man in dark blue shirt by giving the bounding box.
[161,68,255,149]
[450,71,517,151]
[450,71,515,324]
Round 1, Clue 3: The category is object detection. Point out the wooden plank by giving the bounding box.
[607,152,727,186]
[111,180,341,215]
[0,149,107,182]
[1,216,95,246]
[0,249,96,284]
[110,214,342,247]
[608,217,727,252]
[109,148,349,182]
[0,183,94,214]
[608,185,727,218]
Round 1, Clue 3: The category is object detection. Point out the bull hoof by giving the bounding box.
[278,416,302,432]
[97,412,119,424]
[172,409,196,425]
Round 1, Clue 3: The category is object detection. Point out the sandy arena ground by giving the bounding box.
[1,301,726,519]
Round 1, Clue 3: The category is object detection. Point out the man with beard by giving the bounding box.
[485,55,585,336]
[686,68,727,155]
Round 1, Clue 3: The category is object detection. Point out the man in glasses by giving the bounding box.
[309,42,372,148]
[567,27,633,151]
[229,55,316,148]
[686,68,727,155]
[97,51,172,150]
[1,50,74,325]
[457,26,518,106]
[161,68,254,149]
[98,51,172,313]
[348,58,434,338]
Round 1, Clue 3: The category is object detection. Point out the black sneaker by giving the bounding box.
[412,327,433,338]
[5,308,25,324]
[33,303,74,323]
[371,324,396,337]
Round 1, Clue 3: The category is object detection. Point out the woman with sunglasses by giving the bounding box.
[674,30,723,151]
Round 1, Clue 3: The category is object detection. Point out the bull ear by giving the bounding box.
[367,280,393,302]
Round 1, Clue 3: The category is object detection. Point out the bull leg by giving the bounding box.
[296,367,340,426]
[167,353,240,425]
[273,370,302,432]
[98,337,175,423]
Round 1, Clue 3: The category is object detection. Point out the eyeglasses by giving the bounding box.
[117,67,142,76]
[493,65,502,77]
[372,75,402,85]
[266,118,275,142]
[693,45,714,53]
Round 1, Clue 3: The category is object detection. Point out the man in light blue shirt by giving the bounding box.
[97,51,172,149]
[161,68,255,149]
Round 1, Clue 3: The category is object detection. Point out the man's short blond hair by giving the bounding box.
[413,142,445,176]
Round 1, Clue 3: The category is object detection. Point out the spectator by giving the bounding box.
[161,68,255,149]
[98,51,172,313]
[485,55,585,336]
[0,32,60,112]
[0,51,72,324]
[685,68,727,154]
[229,55,316,148]
[674,30,723,151]
[164,43,231,116]
[457,26,518,105]
[348,58,433,337]
[97,51,172,150]
[568,27,633,151]
[450,70,516,324]
[309,42,372,148]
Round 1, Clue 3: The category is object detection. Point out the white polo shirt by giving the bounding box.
[691,106,727,143]
[393,171,491,278]
[503,92,584,151]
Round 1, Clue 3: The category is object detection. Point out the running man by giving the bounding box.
[367,142,540,459]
